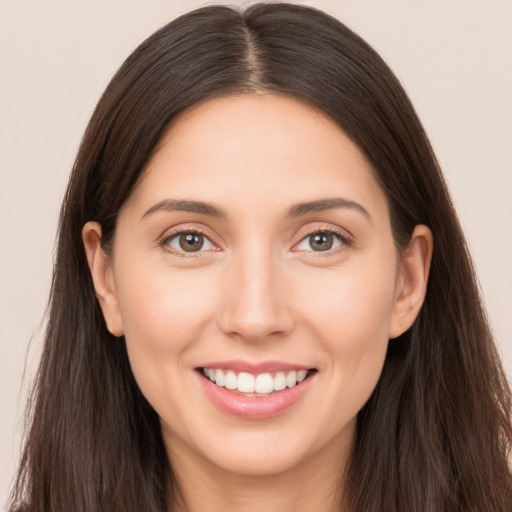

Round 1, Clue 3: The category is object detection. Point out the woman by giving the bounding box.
[8,3,512,511]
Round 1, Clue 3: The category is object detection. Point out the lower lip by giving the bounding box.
[198,372,315,420]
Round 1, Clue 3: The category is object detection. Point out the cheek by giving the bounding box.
[294,261,396,395]
[117,263,218,345]
[299,262,396,341]
[113,260,220,402]
[113,262,223,432]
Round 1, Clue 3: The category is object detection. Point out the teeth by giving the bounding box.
[202,367,311,394]
[274,371,286,391]
[215,369,225,387]
[254,373,273,394]
[238,372,255,393]
[297,369,308,382]
[286,370,297,388]
[224,370,237,390]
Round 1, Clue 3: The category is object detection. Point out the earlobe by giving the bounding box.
[82,222,124,337]
[389,225,433,339]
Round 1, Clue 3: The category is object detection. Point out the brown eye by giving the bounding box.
[179,233,204,252]
[296,231,344,252]
[167,231,215,253]
[309,233,334,251]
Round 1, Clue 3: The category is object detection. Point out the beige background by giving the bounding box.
[1,0,511,506]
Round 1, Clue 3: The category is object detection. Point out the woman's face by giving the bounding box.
[86,94,429,478]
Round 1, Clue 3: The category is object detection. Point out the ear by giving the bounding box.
[388,225,433,339]
[82,222,124,337]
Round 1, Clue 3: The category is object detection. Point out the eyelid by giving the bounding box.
[157,222,353,256]
[158,225,220,256]
[291,224,353,253]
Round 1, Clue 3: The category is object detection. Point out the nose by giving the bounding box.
[217,244,294,342]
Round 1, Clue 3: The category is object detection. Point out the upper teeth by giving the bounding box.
[202,368,309,394]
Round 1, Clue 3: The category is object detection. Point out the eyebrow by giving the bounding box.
[141,196,371,221]
[286,197,371,220]
[141,199,226,219]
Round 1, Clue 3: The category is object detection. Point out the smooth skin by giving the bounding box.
[83,94,433,512]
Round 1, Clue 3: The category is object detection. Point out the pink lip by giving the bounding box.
[197,369,316,420]
[198,360,311,373]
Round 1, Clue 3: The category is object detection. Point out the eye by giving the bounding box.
[295,231,345,252]
[165,231,215,253]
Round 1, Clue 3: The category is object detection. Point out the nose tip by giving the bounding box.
[218,297,289,342]
[217,260,294,342]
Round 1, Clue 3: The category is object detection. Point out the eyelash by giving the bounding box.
[159,226,353,257]
[159,228,215,257]
[292,226,353,256]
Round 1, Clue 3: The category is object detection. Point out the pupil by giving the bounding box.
[179,233,204,252]
[311,233,333,251]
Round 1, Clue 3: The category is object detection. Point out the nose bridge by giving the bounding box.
[217,238,292,341]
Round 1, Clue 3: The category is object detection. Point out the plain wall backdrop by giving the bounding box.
[1,0,511,506]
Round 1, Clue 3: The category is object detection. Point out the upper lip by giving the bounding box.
[197,360,313,374]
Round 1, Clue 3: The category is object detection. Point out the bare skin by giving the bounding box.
[83,94,432,512]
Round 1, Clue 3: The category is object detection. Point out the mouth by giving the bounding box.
[196,364,317,419]
[199,367,314,397]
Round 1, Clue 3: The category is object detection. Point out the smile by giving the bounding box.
[197,364,317,419]
[201,368,310,396]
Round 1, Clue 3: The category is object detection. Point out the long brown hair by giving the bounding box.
[10,3,512,511]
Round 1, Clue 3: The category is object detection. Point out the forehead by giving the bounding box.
[125,93,388,220]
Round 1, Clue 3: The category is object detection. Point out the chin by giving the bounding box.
[203,438,314,477]
[162,412,355,480]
